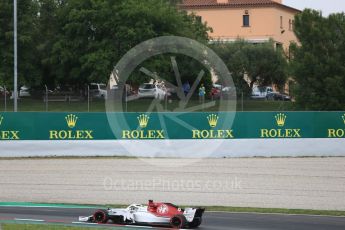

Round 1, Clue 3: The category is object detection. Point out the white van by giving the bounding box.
[90,83,107,99]
[251,86,273,99]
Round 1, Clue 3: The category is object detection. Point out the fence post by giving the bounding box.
[125,85,128,112]
[165,93,168,111]
[4,86,7,112]
[45,85,48,112]
[87,85,90,112]
[241,91,244,112]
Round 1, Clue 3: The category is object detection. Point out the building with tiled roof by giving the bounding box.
[180,0,301,52]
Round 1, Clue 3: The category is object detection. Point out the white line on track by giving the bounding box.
[14,218,45,222]
[72,222,154,228]
[71,222,97,225]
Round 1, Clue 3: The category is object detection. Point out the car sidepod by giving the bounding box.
[133,211,170,225]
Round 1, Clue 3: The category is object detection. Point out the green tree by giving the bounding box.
[0,0,40,88]
[290,10,345,110]
[211,40,288,96]
[50,0,211,89]
[36,0,60,89]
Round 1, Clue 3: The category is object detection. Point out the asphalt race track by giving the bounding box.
[0,206,345,230]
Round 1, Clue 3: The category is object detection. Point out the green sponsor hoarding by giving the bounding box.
[0,112,344,140]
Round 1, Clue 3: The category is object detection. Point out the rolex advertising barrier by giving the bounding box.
[1,112,345,157]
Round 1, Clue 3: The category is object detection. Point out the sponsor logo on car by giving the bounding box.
[192,114,234,139]
[157,204,169,215]
[49,114,94,140]
[260,113,301,138]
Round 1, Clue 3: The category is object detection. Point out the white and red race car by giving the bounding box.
[79,200,205,229]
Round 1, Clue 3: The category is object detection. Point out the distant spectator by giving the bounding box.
[199,84,206,103]
[182,81,190,96]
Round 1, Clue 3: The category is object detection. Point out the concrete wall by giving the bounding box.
[1,139,345,158]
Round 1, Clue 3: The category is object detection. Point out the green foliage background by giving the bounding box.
[211,40,288,96]
[1,1,345,111]
[290,10,345,110]
[0,0,211,91]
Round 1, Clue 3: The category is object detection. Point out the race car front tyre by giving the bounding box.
[170,214,187,229]
[189,217,202,228]
[93,209,109,224]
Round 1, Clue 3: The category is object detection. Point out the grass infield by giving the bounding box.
[0,98,294,112]
[203,206,345,216]
[1,223,113,230]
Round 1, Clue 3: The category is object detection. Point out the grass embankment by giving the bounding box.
[204,206,345,216]
[0,98,294,112]
[1,224,111,230]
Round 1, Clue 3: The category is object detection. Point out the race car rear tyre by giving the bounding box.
[189,217,202,228]
[170,214,187,229]
[93,209,109,224]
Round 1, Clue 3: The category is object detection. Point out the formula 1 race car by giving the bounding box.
[79,200,205,229]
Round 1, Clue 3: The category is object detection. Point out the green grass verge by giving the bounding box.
[203,206,345,216]
[1,223,115,230]
[0,98,295,112]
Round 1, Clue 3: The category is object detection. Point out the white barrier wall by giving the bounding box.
[1,139,345,158]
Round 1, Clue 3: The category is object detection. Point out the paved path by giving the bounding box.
[0,158,345,210]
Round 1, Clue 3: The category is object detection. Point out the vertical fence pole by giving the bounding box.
[4,86,7,112]
[13,0,18,112]
[125,85,128,112]
[87,85,90,112]
[241,91,244,112]
[45,85,48,112]
[165,93,168,111]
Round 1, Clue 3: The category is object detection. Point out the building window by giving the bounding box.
[276,43,283,51]
[280,16,283,28]
[243,15,250,27]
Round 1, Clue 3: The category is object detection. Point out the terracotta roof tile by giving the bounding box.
[182,0,218,5]
[183,0,273,6]
[181,0,301,12]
